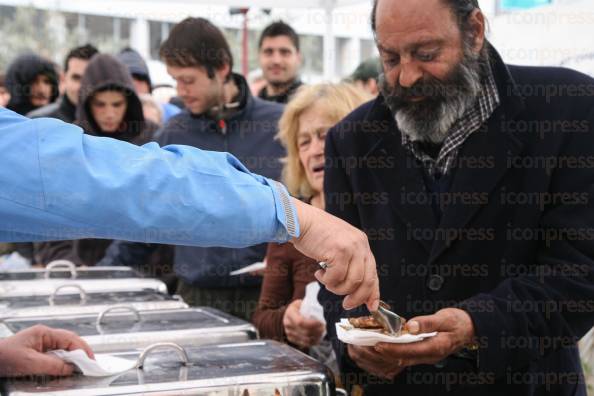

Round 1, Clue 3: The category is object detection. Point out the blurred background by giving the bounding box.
[0,0,592,86]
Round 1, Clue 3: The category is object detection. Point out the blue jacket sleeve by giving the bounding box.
[0,108,299,246]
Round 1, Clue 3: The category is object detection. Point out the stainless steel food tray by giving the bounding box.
[8,340,336,395]
[0,286,188,319]
[0,261,141,281]
[0,307,258,352]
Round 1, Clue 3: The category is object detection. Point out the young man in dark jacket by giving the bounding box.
[33,54,164,268]
[257,21,304,104]
[100,17,285,320]
[28,44,98,123]
[5,53,59,116]
[319,0,594,395]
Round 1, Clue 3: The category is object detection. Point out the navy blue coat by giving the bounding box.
[320,46,594,395]
[100,74,285,288]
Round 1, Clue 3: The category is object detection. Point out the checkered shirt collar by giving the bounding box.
[399,65,500,178]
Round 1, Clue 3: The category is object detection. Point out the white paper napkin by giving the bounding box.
[229,261,266,276]
[300,282,325,322]
[336,318,437,346]
[47,349,137,377]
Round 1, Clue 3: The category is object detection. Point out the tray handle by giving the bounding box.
[96,305,141,328]
[45,260,77,279]
[49,284,87,306]
[136,342,189,369]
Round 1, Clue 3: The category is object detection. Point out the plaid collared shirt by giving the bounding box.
[400,66,500,178]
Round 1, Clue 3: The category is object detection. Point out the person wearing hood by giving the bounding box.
[33,53,162,267]
[76,53,159,144]
[117,47,181,123]
[28,44,99,123]
[5,53,59,115]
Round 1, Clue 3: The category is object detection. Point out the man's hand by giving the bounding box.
[348,308,476,379]
[291,198,380,311]
[0,325,95,377]
[283,299,325,348]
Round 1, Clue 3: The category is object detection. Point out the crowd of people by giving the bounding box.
[1,0,594,395]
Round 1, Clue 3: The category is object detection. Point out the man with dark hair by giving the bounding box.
[28,44,98,122]
[320,0,594,394]
[257,21,303,104]
[100,17,286,321]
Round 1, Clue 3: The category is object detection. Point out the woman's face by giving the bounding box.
[90,90,127,133]
[296,105,333,196]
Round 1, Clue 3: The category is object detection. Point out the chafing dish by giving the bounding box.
[0,307,258,352]
[8,340,336,395]
[0,285,187,319]
[0,261,141,281]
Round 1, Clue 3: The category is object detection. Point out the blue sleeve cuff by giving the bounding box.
[264,178,300,241]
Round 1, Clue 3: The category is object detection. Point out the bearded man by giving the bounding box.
[319,0,594,395]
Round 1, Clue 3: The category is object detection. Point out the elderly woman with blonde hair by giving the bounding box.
[252,83,371,359]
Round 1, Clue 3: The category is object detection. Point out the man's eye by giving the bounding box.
[383,57,399,68]
[417,52,437,62]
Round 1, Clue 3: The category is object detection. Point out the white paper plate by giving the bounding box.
[336,319,437,346]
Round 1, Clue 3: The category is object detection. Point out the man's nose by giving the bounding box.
[271,51,282,63]
[398,61,423,88]
[106,108,117,118]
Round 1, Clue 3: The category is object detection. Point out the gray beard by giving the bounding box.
[380,48,484,144]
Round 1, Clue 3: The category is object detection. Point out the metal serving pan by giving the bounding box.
[0,260,167,297]
[0,277,168,297]
[7,340,336,395]
[0,307,258,352]
[0,285,188,319]
[0,261,142,281]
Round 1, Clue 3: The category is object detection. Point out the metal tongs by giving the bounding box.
[371,301,405,337]
[317,262,405,336]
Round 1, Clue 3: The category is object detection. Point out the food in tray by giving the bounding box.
[348,315,408,334]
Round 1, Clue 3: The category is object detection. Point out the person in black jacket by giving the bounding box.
[319,0,594,395]
[99,17,285,321]
[28,44,98,123]
[5,53,58,116]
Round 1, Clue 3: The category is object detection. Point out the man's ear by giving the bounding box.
[468,9,486,54]
[216,63,231,82]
